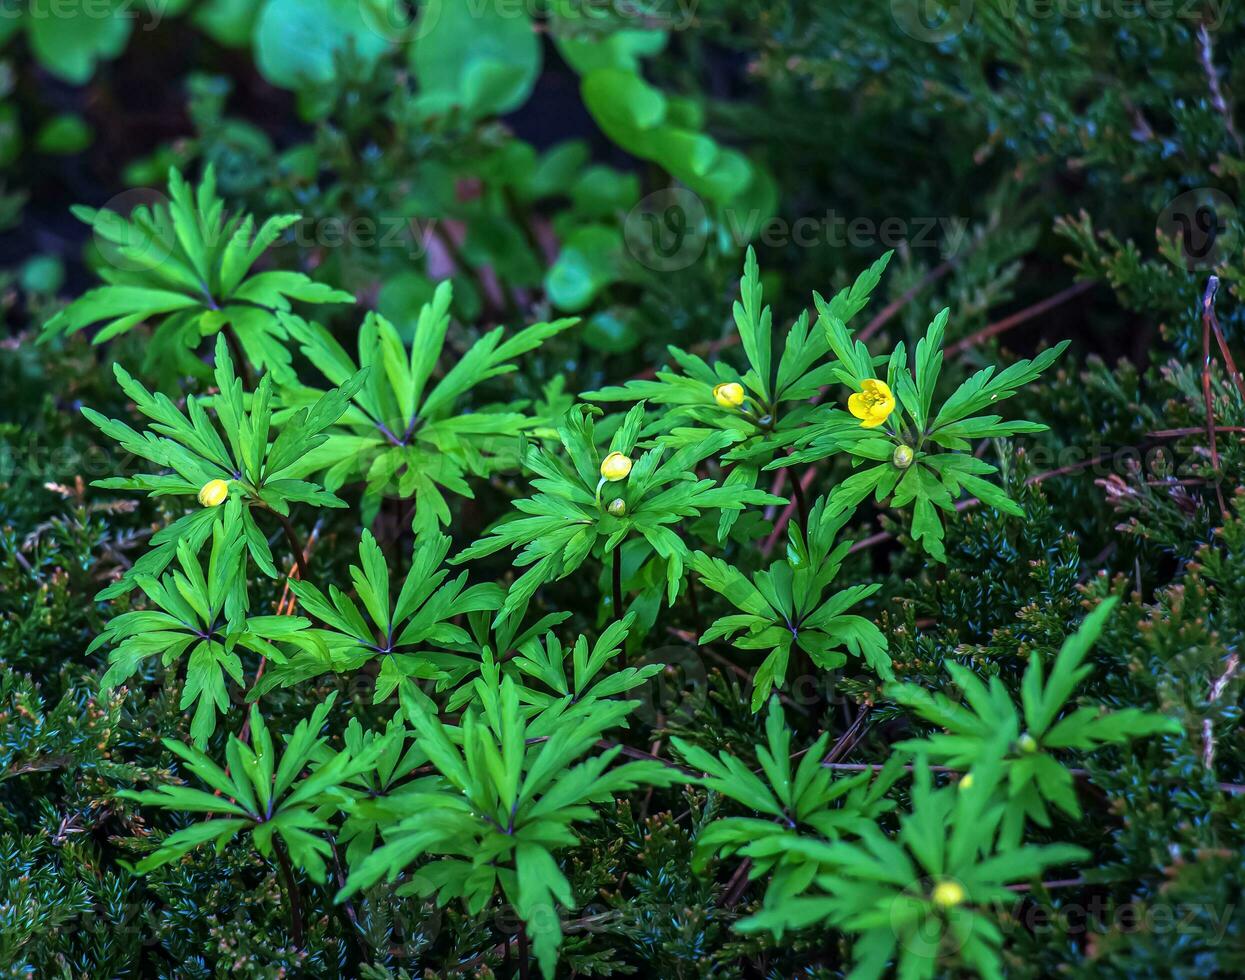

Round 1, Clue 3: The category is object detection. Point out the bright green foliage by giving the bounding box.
[89,504,310,745]
[271,529,501,703]
[736,753,1088,980]
[785,306,1069,559]
[119,695,374,880]
[81,334,363,598]
[586,248,889,535]
[889,597,1180,841]
[10,9,1240,973]
[691,499,891,709]
[278,282,578,527]
[673,698,901,880]
[339,674,681,978]
[454,402,784,624]
[443,613,663,718]
[42,167,352,381]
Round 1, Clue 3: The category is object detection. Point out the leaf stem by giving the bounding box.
[788,466,810,531]
[612,547,624,620]
[273,839,306,949]
[222,323,255,390]
[270,509,310,581]
[517,920,531,980]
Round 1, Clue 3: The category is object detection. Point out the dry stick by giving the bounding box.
[859,257,959,343]
[1202,653,1240,771]
[943,280,1095,358]
[1198,24,1244,154]
[1006,877,1085,894]
[1149,426,1245,438]
[1201,278,1229,516]
[823,706,872,765]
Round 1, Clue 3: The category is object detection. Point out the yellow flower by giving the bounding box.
[198,479,230,507]
[600,452,633,482]
[713,381,745,408]
[932,880,965,908]
[847,378,895,429]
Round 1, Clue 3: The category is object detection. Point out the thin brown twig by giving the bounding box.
[1198,24,1244,154]
[859,257,959,343]
[1201,277,1229,515]
[1148,426,1245,438]
[944,281,1095,358]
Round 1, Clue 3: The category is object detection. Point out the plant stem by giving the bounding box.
[273,840,306,949]
[517,921,530,980]
[223,323,255,389]
[271,510,310,581]
[788,466,810,531]
[612,547,624,620]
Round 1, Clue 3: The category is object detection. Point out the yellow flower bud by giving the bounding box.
[607,498,627,516]
[932,880,965,908]
[958,773,974,791]
[713,382,745,408]
[198,479,230,508]
[1017,733,1038,754]
[892,444,915,468]
[600,451,633,482]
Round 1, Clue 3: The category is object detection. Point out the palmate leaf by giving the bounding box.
[454,403,783,624]
[83,333,364,599]
[278,281,577,528]
[673,698,902,880]
[443,612,662,720]
[259,528,503,703]
[782,306,1069,560]
[887,596,1179,839]
[691,497,891,710]
[339,673,680,979]
[42,166,353,382]
[118,695,378,881]
[87,502,315,744]
[737,750,1087,980]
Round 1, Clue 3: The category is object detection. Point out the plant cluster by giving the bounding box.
[3,3,1245,978]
